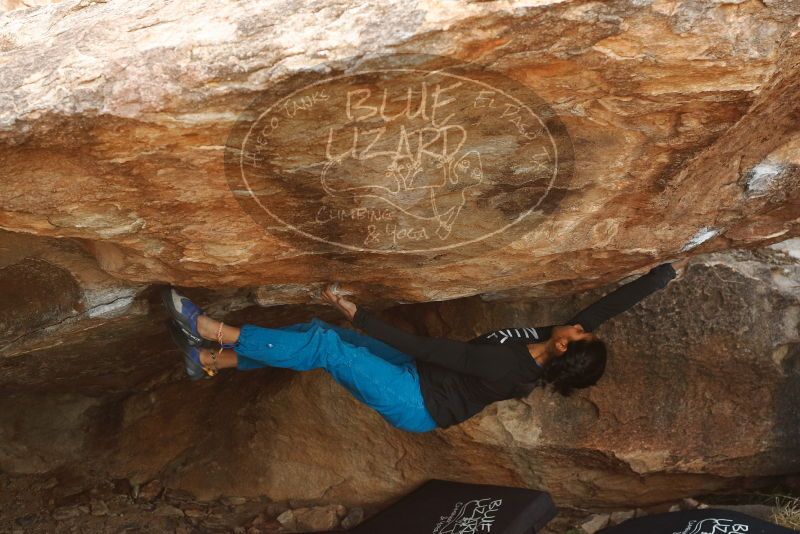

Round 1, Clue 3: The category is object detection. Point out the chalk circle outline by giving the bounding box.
[227,54,574,255]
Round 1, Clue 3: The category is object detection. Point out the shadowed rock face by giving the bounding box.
[1,257,82,341]
[1,1,800,303]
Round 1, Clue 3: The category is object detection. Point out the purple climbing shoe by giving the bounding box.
[161,287,205,346]
[166,319,214,380]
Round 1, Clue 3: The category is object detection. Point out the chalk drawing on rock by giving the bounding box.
[225,53,575,260]
[320,149,484,240]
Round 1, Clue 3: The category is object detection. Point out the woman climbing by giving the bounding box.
[162,261,680,433]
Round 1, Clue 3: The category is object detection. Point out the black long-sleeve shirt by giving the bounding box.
[352,263,676,429]
[352,307,543,429]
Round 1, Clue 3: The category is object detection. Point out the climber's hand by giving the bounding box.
[671,257,690,279]
[322,285,357,321]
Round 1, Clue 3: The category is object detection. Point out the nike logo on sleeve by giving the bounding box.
[483,327,540,344]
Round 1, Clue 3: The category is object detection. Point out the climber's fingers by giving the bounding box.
[322,285,357,321]
[671,257,690,273]
[321,286,338,305]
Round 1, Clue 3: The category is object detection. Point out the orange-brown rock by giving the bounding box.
[1,1,799,302]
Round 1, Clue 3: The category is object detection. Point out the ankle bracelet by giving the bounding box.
[217,321,226,354]
[207,349,219,376]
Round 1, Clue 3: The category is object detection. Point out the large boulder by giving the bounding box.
[0,0,799,302]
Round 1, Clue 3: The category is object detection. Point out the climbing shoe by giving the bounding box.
[161,287,205,346]
[166,319,216,380]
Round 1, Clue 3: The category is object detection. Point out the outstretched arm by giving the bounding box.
[568,263,676,332]
[469,262,681,344]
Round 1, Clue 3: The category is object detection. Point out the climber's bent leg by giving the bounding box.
[312,319,414,366]
[199,348,238,369]
[198,315,240,345]
[232,320,437,432]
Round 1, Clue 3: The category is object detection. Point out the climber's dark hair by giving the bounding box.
[544,338,607,396]
[513,338,607,398]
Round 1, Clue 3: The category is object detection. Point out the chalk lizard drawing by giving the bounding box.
[320,148,484,240]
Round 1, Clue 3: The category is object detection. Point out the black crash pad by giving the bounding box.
[599,508,799,534]
[343,479,555,534]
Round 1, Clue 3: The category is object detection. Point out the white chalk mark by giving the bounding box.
[681,227,720,252]
[745,161,785,196]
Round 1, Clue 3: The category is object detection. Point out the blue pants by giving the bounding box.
[233,318,438,433]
